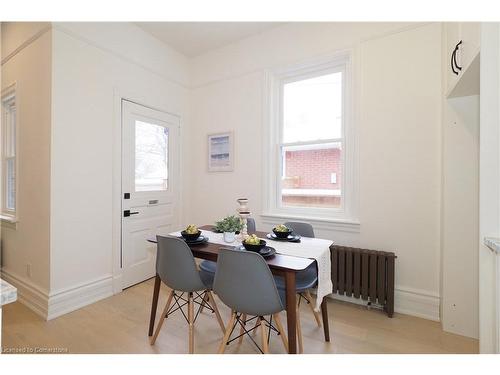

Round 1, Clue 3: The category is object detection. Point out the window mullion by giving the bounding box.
[280,138,344,148]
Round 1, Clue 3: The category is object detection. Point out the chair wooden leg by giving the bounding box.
[239,313,247,344]
[207,290,225,333]
[273,313,288,352]
[150,289,175,345]
[188,292,194,354]
[305,291,322,327]
[218,312,237,354]
[252,316,260,336]
[260,317,269,354]
[296,303,303,354]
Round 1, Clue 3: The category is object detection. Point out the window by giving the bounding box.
[281,72,343,209]
[1,87,17,220]
[264,55,358,225]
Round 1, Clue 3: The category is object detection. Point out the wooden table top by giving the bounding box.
[148,225,315,272]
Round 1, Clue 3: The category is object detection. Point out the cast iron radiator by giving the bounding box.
[330,245,396,317]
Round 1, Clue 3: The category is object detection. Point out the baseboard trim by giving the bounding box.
[0,270,115,321]
[112,274,123,294]
[0,269,49,319]
[328,286,441,322]
[394,287,440,321]
[47,275,114,320]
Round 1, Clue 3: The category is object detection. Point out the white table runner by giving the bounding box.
[170,229,333,311]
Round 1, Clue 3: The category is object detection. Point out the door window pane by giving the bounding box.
[135,121,168,192]
[283,72,342,143]
[281,143,342,209]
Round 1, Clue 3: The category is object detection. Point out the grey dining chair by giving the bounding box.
[246,217,257,234]
[213,248,290,354]
[273,221,321,353]
[198,217,256,278]
[150,235,225,353]
[284,221,315,238]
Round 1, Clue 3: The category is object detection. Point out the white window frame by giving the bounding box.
[1,83,18,222]
[262,52,359,232]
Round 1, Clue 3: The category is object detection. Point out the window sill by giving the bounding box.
[260,212,360,233]
[281,188,341,197]
[1,215,18,230]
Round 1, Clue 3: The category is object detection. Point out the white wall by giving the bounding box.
[1,22,192,320]
[189,22,443,321]
[48,23,191,318]
[191,22,422,86]
[1,23,52,315]
[53,23,189,87]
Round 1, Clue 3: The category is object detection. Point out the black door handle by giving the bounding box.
[451,40,463,76]
[453,41,462,72]
[451,48,458,75]
[124,210,139,217]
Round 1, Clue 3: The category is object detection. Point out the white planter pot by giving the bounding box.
[223,232,236,243]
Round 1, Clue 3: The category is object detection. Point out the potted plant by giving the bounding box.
[214,215,243,243]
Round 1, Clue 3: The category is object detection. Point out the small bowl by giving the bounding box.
[273,228,293,239]
[181,230,201,241]
[242,239,267,252]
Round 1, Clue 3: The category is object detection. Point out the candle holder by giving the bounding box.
[236,198,249,213]
[237,198,250,239]
[238,211,251,238]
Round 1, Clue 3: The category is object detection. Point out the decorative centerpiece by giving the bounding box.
[238,211,251,237]
[236,198,249,212]
[236,198,251,238]
[214,215,243,243]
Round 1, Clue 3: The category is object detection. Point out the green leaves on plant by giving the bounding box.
[214,215,244,233]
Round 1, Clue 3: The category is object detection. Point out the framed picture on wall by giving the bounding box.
[208,132,234,172]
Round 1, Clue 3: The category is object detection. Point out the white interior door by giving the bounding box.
[121,100,180,289]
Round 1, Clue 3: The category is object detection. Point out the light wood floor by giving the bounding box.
[1,278,478,354]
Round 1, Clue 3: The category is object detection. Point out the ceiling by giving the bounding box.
[135,22,284,58]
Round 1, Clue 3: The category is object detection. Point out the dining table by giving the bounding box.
[147,225,330,354]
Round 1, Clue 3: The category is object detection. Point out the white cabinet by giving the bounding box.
[445,22,481,98]
[479,23,500,353]
[460,23,481,69]
[441,22,482,340]
[445,22,461,94]
[482,239,500,353]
